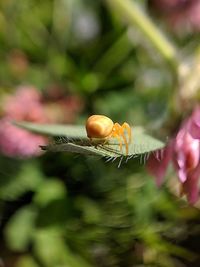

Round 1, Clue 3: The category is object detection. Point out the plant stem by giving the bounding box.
[106,0,179,70]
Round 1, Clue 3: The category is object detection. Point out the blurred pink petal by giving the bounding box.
[0,86,49,158]
[0,119,47,158]
[147,109,200,204]
[182,164,200,204]
[147,145,172,186]
[174,122,200,182]
[4,86,48,122]
[188,106,200,139]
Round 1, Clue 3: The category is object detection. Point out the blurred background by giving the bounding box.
[1,0,200,266]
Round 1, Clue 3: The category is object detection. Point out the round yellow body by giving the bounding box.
[86,115,114,138]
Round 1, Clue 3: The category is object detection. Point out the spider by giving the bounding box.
[86,115,132,155]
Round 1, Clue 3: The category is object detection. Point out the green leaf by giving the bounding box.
[34,179,66,207]
[75,197,102,224]
[0,162,44,201]
[14,121,165,157]
[5,205,37,252]
[13,121,87,139]
[15,256,39,267]
[33,228,92,267]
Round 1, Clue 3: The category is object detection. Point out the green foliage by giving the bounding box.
[1,0,200,266]
[5,205,37,251]
[0,161,44,200]
[33,179,66,207]
[33,228,92,267]
[16,256,39,267]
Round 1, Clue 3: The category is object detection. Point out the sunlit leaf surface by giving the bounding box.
[15,121,165,157]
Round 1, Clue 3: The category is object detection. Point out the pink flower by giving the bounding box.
[0,119,47,158]
[188,106,200,139]
[147,107,200,204]
[182,164,200,204]
[0,86,48,158]
[3,86,47,122]
[173,121,200,183]
[147,145,172,187]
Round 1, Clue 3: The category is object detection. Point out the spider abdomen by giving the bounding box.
[86,115,114,138]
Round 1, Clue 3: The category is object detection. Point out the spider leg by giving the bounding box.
[121,122,132,144]
[113,123,129,155]
[110,131,123,152]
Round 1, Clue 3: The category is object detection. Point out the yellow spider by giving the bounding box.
[86,115,132,155]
